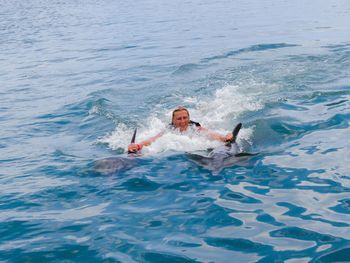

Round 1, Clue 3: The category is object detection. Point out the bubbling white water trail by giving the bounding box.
[98,84,263,154]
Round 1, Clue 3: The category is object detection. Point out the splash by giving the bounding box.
[98,85,262,154]
[185,84,263,128]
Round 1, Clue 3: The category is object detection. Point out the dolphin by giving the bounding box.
[93,156,138,175]
[93,129,140,175]
[187,123,257,174]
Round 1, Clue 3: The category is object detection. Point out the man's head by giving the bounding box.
[172,107,190,131]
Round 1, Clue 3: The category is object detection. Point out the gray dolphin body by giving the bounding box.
[93,156,138,175]
[93,125,255,175]
[208,123,242,158]
[93,128,140,175]
[187,123,256,174]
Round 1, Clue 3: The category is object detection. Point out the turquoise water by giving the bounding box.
[1,0,350,262]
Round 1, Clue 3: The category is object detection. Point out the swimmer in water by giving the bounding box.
[127,106,234,153]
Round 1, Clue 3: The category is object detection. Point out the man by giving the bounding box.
[127,107,234,153]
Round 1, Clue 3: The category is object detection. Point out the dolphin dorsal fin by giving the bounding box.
[225,123,242,146]
[130,128,137,143]
[127,128,138,154]
[232,123,242,143]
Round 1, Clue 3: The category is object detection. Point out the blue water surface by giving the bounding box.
[1,0,350,262]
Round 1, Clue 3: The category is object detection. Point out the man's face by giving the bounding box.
[172,110,189,131]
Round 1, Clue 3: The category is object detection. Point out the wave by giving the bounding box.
[203,43,299,62]
[98,84,264,153]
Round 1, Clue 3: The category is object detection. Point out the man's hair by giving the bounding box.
[172,106,189,120]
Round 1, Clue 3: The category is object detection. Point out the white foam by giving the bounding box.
[144,129,222,154]
[89,105,99,115]
[185,84,263,129]
[97,123,132,150]
[99,84,262,154]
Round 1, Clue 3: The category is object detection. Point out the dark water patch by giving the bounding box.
[143,155,199,179]
[36,98,103,120]
[30,95,125,142]
[205,237,273,254]
[89,45,138,53]
[249,119,289,148]
[325,99,348,107]
[305,89,350,103]
[31,161,88,182]
[31,186,85,204]
[246,163,348,194]
[163,181,192,192]
[274,113,349,139]
[166,240,201,248]
[22,183,101,215]
[131,76,151,82]
[324,42,350,66]
[320,147,340,155]
[0,244,112,263]
[278,102,309,111]
[277,202,349,227]
[244,186,270,196]
[172,63,201,75]
[183,203,243,229]
[0,221,41,242]
[329,199,350,215]
[119,177,161,192]
[270,122,302,138]
[142,251,199,263]
[203,43,299,62]
[59,223,90,233]
[27,97,110,136]
[304,177,350,194]
[281,49,350,87]
[47,56,78,64]
[51,150,86,163]
[221,189,262,204]
[324,43,350,52]
[146,220,163,228]
[236,162,286,187]
[250,163,290,186]
[306,90,350,110]
[270,227,341,244]
[256,210,285,227]
[0,196,41,210]
[310,113,349,130]
[315,246,350,263]
[0,156,26,164]
[251,111,349,150]
[187,197,213,213]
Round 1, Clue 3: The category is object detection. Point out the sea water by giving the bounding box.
[1,0,350,262]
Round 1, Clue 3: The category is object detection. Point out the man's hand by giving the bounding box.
[128,143,143,153]
[224,133,234,142]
